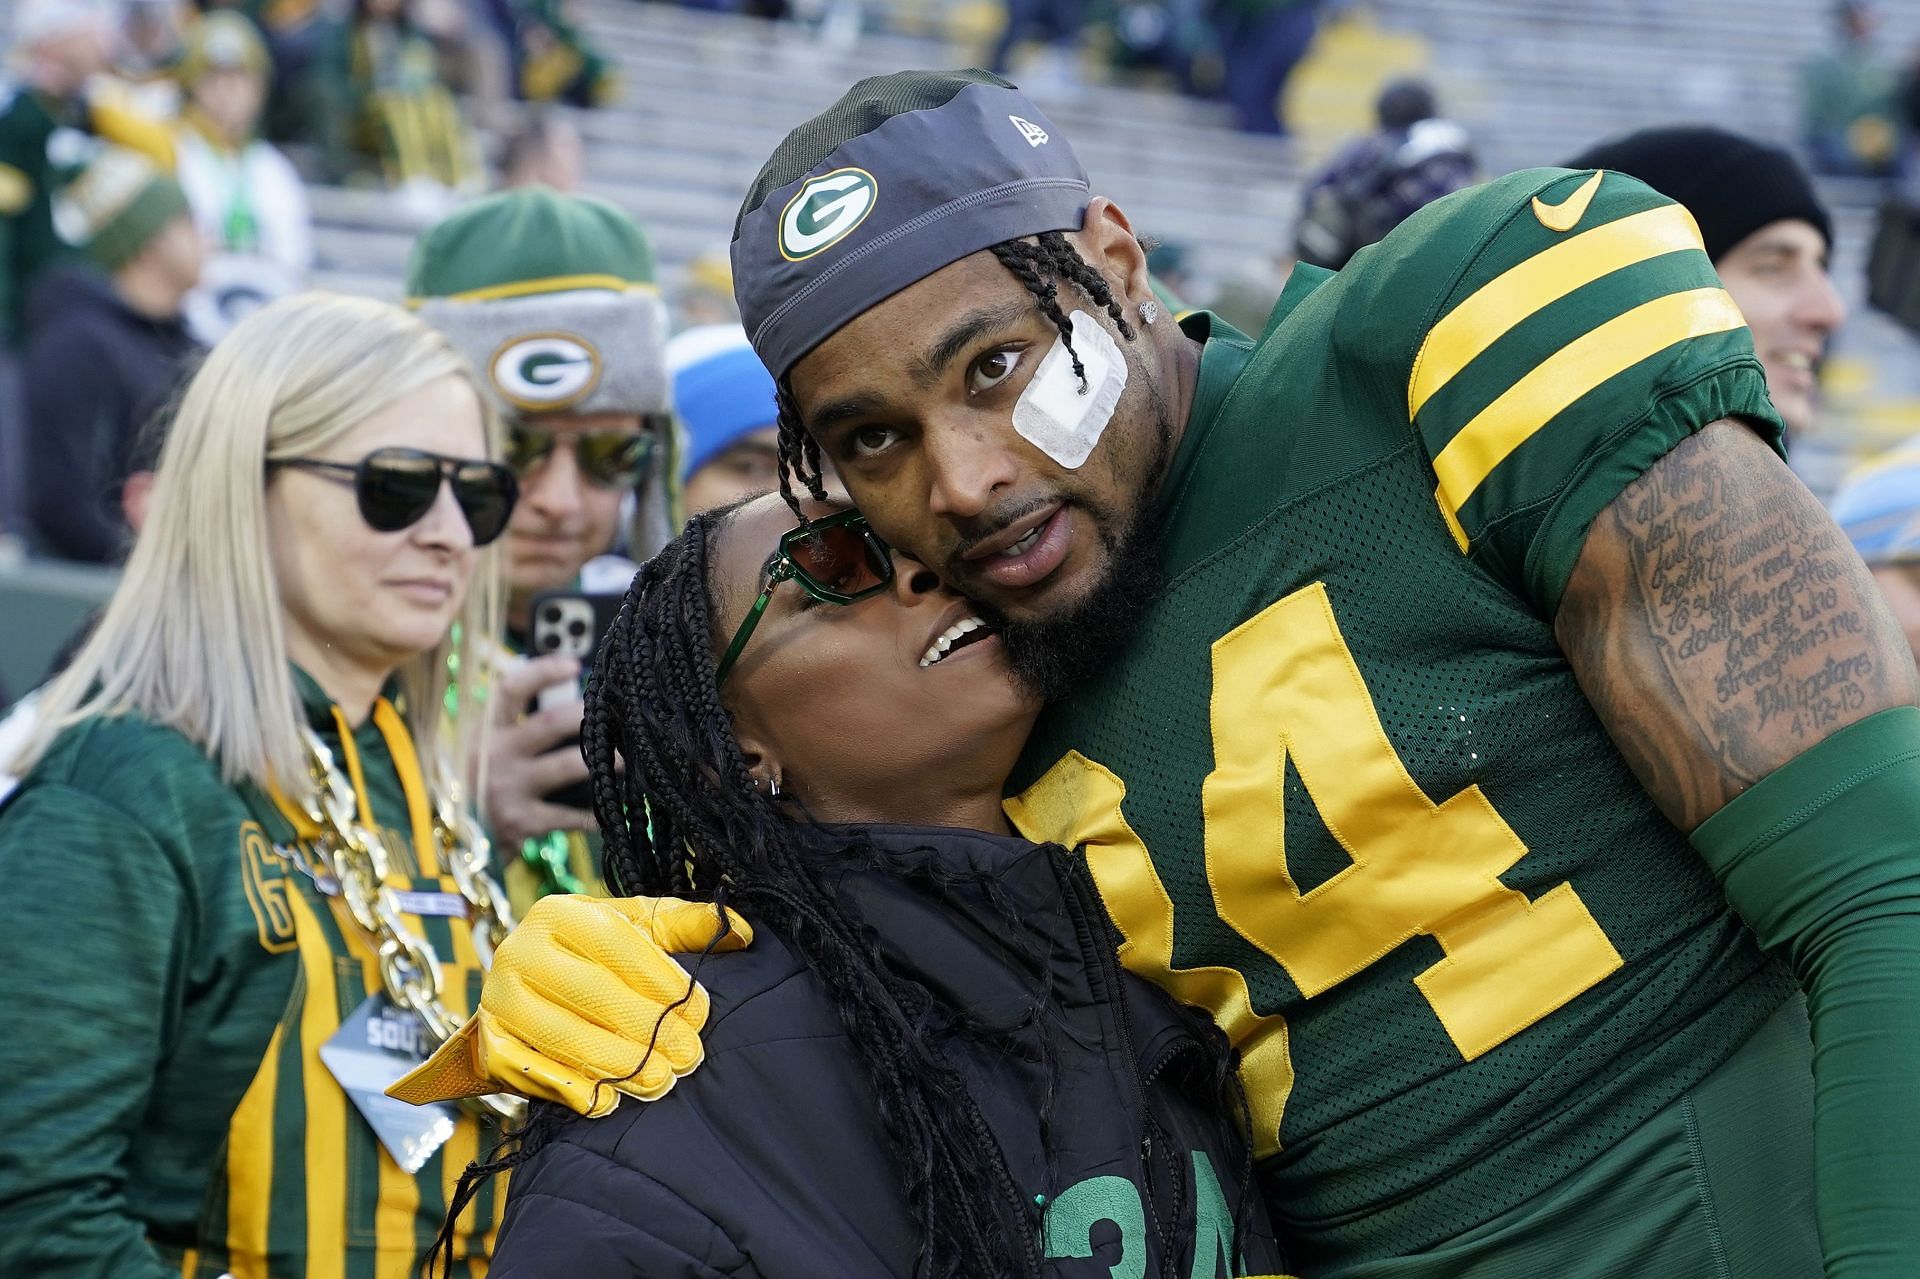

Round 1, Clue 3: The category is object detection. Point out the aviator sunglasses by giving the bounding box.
[715,509,894,685]
[506,416,667,489]
[269,447,519,545]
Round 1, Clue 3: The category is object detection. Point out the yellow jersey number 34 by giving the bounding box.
[1005,581,1623,1158]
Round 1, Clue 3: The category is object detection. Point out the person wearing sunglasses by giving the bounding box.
[393,493,1290,1279]
[408,187,677,906]
[0,292,519,1279]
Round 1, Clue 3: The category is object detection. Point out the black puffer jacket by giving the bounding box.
[489,825,1286,1278]
[21,261,198,563]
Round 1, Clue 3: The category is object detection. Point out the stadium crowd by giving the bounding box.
[2,0,1920,1275]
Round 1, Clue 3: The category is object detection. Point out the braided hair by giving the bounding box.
[774,231,1137,511]
[436,507,1050,1279]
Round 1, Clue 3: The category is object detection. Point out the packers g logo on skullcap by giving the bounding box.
[732,69,1090,380]
[779,167,877,261]
[490,332,603,411]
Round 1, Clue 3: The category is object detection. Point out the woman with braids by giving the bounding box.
[0,292,522,1277]
[398,492,1287,1278]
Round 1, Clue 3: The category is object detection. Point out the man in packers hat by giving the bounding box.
[427,70,1920,1275]
[407,186,672,904]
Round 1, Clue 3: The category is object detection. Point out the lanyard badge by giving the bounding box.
[320,994,459,1173]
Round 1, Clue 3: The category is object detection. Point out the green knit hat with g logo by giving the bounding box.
[405,187,670,419]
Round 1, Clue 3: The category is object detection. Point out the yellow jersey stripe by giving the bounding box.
[373,700,438,876]
[1408,203,1707,419]
[374,1146,422,1278]
[1432,287,1746,525]
[294,891,350,1279]
[328,708,378,831]
[224,1021,285,1273]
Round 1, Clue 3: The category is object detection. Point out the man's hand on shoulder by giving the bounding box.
[388,894,752,1116]
[1556,419,1920,829]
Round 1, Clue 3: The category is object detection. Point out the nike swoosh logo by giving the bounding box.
[1532,171,1604,233]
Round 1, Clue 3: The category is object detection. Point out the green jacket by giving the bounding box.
[0,83,76,344]
[0,671,504,1278]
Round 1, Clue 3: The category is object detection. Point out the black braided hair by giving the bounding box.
[774,230,1138,516]
[433,506,1050,1279]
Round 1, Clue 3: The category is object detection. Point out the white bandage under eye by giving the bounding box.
[1011,310,1128,470]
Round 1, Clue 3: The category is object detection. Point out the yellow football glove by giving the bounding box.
[388,894,751,1117]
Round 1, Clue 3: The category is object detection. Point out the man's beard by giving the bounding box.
[983,396,1175,703]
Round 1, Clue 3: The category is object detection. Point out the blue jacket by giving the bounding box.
[489,825,1285,1277]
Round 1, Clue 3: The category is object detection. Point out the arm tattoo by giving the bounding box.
[1557,420,1920,831]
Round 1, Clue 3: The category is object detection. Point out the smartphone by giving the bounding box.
[526,589,626,811]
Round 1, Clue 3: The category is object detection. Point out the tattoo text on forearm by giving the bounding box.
[1558,421,1917,829]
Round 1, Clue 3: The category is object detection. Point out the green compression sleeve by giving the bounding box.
[1690,705,1920,1277]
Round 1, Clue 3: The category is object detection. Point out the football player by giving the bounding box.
[412,72,1920,1276]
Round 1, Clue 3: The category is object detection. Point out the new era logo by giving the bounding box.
[1010,116,1048,148]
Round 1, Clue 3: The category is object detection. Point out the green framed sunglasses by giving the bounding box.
[715,509,894,685]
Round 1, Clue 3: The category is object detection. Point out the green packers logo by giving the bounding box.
[778,167,878,262]
[489,332,603,411]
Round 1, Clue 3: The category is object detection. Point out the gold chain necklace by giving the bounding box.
[289,726,526,1127]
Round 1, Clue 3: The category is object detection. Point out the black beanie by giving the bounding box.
[1564,126,1831,263]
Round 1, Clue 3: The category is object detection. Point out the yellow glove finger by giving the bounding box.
[474,1005,702,1111]
[509,895,747,1003]
[493,911,711,1053]
[593,895,752,955]
[469,1010,630,1117]
[490,944,707,1078]
[386,1008,626,1118]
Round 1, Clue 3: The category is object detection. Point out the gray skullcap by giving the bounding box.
[731,69,1091,380]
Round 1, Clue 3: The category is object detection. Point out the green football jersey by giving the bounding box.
[1004,167,1800,1269]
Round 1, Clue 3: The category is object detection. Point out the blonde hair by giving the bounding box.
[14,292,503,798]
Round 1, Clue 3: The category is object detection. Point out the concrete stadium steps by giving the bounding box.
[1373,0,1920,172]
[309,0,1302,304]
[574,0,1300,281]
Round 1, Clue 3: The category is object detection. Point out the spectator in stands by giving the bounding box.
[173,12,314,342]
[1567,127,1846,444]
[514,0,619,108]
[407,187,674,906]
[670,324,783,516]
[216,0,349,166]
[0,0,175,344]
[499,108,586,191]
[0,292,515,1277]
[1831,438,1920,662]
[1802,0,1903,178]
[24,149,202,564]
[988,0,1085,79]
[1216,0,1319,135]
[343,0,484,208]
[1292,77,1477,271]
[116,0,190,120]
[672,245,740,327]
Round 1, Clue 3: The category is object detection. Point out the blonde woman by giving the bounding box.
[0,292,520,1278]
